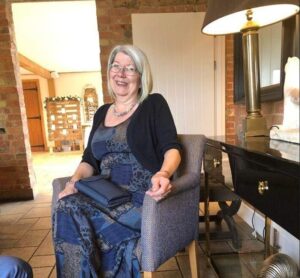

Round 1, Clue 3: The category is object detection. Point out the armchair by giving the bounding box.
[51,134,206,277]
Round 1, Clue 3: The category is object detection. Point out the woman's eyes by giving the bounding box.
[111,63,136,72]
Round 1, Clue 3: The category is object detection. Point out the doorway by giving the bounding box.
[22,80,46,152]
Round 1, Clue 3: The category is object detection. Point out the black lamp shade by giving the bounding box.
[202,0,299,34]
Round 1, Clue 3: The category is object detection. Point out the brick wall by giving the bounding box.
[225,35,235,139]
[0,1,34,201]
[234,100,284,137]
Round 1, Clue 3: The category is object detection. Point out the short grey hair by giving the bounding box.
[107,45,153,102]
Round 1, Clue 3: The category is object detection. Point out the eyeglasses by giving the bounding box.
[109,63,138,76]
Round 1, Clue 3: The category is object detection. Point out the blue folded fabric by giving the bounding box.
[75,175,131,208]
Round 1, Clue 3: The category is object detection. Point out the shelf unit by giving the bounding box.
[46,99,83,151]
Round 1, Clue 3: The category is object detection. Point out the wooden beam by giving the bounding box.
[18,53,51,79]
[47,78,56,97]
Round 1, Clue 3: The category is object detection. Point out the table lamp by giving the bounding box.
[202,0,299,137]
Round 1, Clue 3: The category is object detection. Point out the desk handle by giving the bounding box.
[213,158,221,168]
[258,181,269,195]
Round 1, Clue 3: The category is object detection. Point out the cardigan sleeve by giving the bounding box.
[153,94,182,155]
[127,93,181,173]
[81,104,110,174]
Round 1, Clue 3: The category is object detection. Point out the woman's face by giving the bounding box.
[109,52,141,102]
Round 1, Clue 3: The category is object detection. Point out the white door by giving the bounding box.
[132,12,225,136]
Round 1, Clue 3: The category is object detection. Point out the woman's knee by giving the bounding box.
[0,256,33,278]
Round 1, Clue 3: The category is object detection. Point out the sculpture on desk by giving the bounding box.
[270,56,299,144]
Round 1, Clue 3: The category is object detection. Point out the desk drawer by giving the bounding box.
[232,155,299,239]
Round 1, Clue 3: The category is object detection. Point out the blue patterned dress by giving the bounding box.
[53,118,153,278]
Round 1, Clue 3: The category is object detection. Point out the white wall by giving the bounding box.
[132,12,225,136]
[54,72,103,106]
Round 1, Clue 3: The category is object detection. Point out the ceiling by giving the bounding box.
[12,1,101,74]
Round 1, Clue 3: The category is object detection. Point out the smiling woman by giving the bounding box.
[52,44,182,278]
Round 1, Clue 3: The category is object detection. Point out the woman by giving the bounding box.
[53,45,181,277]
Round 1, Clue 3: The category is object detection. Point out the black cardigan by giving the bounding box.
[81,93,181,174]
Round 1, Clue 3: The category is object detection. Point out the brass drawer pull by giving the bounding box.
[258,181,269,195]
[213,158,221,168]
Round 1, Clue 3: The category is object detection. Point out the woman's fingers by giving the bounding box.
[146,177,172,200]
[58,182,78,199]
[148,188,172,201]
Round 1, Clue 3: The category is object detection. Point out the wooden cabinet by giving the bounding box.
[46,98,83,151]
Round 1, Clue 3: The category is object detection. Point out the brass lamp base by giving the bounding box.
[242,117,269,137]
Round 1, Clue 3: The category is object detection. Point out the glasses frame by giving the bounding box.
[109,63,139,76]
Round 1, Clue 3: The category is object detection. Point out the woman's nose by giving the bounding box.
[117,67,126,77]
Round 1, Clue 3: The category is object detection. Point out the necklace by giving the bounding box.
[112,102,137,117]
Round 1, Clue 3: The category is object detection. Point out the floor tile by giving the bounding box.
[200,240,233,254]
[0,247,36,261]
[32,267,53,278]
[31,217,52,230]
[35,231,54,255]
[29,255,56,267]
[49,267,57,278]
[240,252,264,276]
[0,203,33,215]
[143,270,182,278]
[0,213,23,225]
[0,223,32,240]
[237,239,264,254]
[14,229,49,247]
[0,239,18,249]
[23,207,51,218]
[16,218,39,226]
[211,254,255,278]
[176,253,218,278]
[157,257,179,271]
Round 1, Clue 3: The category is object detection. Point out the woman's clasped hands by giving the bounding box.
[146,171,172,201]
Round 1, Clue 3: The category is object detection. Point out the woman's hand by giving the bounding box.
[146,171,172,201]
[58,180,78,199]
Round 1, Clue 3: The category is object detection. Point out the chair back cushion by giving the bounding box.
[176,134,206,177]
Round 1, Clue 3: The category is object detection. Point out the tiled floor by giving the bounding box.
[0,151,265,277]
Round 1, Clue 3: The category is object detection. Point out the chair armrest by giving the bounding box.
[51,176,70,214]
[141,173,200,271]
[170,172,200,196]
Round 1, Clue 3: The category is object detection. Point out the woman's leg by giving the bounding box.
[53,194,102,278]
[53,193,142,277]
[0,256,33,278]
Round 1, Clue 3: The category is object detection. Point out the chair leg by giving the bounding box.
[143,271,154,278]
[188,240,200,278]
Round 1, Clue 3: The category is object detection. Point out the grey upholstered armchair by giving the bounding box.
[51,134,206,277]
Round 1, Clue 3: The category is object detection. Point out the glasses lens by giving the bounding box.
[110,63,137,76]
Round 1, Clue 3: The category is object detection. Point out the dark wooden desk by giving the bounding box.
[204,136,300,258]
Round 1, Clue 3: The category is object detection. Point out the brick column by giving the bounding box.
[225,35,236,140]
[0,2,34,201]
